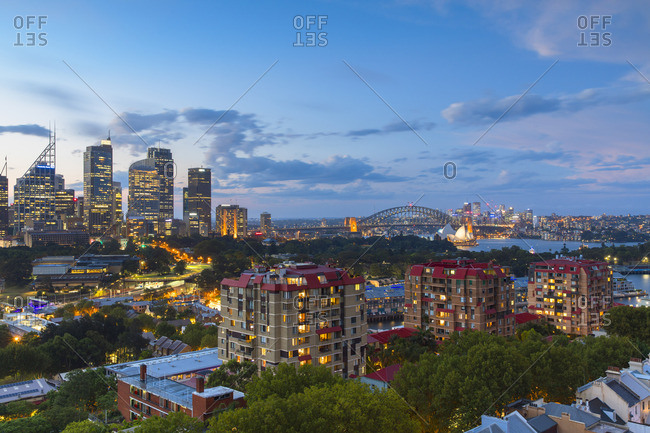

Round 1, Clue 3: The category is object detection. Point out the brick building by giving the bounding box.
[404,259,515,340]
[117,364,244,422]
[527,257,612,335]
[218,262,367,378]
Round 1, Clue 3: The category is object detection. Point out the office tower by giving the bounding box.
[216,204,247,238]
[525,209,533,222]
[55,189,75,217]
[128,159,160,233]
[527,258,612,336]
[147,147,174,219]
[75,196,84,218]
[0,160,7,237]
[472,202,481,217]
[13,132,57,234]
[54,174,65,191]
[112,182,123,228]
[218,263,367,377]
[260,212,271,235]
[83,136,114,235]
[186,168,211,237]
[462,202,471,216]
[404,259,515,340]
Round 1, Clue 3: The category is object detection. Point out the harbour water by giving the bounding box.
[618,274,650,307]
[455,238,640,253]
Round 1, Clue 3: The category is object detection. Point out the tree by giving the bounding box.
[61,420,109,433]
[154,321,177,338]
[134,411,204,433]
[207,359,257,391]
[209,380,418,433]
[173,260,187,275]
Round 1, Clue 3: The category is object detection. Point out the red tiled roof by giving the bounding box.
[367,327,417,344]
[515,312,540,324]
[364,364,401,383]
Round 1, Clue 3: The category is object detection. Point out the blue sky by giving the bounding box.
[1,0,649,219]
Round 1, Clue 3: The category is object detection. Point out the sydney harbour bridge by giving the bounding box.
[273,205,512,236]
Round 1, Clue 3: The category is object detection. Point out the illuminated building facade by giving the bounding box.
[113,182,122,230]
[219,263,367,378]
[527,257,612,336]
[147,147,174,220]
[83,137,114,235]
[55,189,75,217]
[128,159,160,233]
[0,165,8,237]
[215,204,247,238]
[186,168,211,237]
[13,134,57,234]
[404,259,515,340]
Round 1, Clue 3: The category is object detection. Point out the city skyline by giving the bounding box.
[1,1,650,218]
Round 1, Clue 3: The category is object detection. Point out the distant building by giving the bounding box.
[215,204,247,238]
[185,168,211,237]
[112,182,123,229]
[404,259,515,340]
[24,230,90,247]
[365,284,404,322]
[218,263,367,378]
[128,159,160,233]
[13,133,57,234]
[84,136,114,235]
[149,336,191,357]
[260,212,272,235]
[472,201,481,217]
[147,147,174,220]
[527,257,612,335]
[55,189,75,218]
[0,168,8,237]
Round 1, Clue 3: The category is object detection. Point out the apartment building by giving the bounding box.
[218,263,367,378]
[527,257,612,335]
[404,259,515,340]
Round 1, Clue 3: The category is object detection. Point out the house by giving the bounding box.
[360,364,401,390]
[366,327,417,350]
[464,411,538,433]
[149,336,191,357]
[577,359,650,424]
[521,401,629,433]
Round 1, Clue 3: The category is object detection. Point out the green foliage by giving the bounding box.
[173,260,187,275]
[180,323,219,349]
[0,414,53,433]
[61,420,109,433]
[133,411,204,433]
[154,321,177,338]
[206,359,257,391]
[0,325,14,348]
[210,380,418,433]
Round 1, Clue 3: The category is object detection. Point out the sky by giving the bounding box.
[1,0,649,219]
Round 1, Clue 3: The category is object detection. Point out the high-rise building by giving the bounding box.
[219,263,367,377]
[404,259,515,340]
[472,202,481,217]
[112,182,123,231]
[527,257,612,336]
[147,147,174,219]
[462,202,472,216]
[13,132,57,234]
[0,161,8,237]
[186,168,211,237]
[216,204,247,238]
[128,159,160,233]
[55,189,75,217]
[83,136,114,235]
[260,212,271,235]
[54,174,65,192]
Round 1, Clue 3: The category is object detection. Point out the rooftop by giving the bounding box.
[106,348,222,378]
[365,284,404,300]
[0,378,57,404]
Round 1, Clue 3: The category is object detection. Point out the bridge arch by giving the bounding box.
[357,206,455,226]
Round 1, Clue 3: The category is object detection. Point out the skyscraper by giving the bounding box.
[13,132,57,234]
[83,136,114,235]
[186,168,211,237]
[147,147,174,219]
[0,160,8,237]
[112,182,122,226]
[128,159,160,233]
[260,212,271,235]
[216,204,247,238]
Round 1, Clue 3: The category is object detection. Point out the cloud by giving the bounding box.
[442,85,650,126]
[345,119,435,138]
[0,124,50,137]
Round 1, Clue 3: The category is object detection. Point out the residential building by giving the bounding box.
[185,168,211,237]
[215,204,247,238]
[147,147,174,220]
[577,358,650,424]
[0,379,58,405]
[13,133,57,234]
[149,336,191,357]
[521,401,628,433]
[116,364,244,422]
[218,263,367,378]
[83,136,114,235]
[365,284,404,322]
[128,159,160,233]
[404,259,515,340]
[106,348,223,380]
[359,364,402,390]
[527,257,612,335]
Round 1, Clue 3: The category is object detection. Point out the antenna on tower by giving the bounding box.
[108,130,111,140]
[1,156,7,177]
